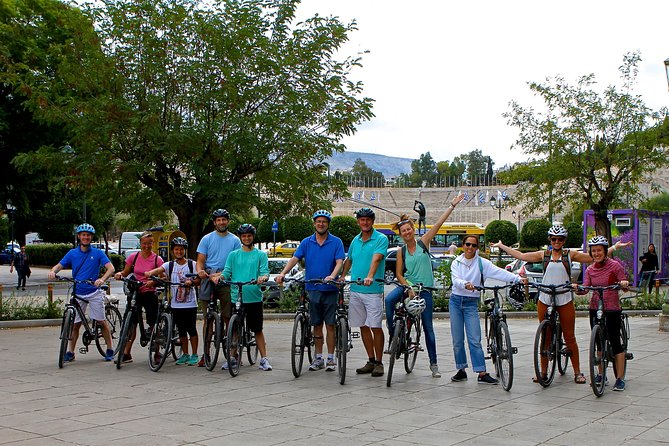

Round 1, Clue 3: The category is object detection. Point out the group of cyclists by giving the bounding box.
[49,200,634,390]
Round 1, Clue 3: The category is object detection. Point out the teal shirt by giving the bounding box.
[223,248,270,304]
[348,228,388,294]
[403,241,434,287]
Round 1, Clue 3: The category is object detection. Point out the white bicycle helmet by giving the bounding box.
[405,297,426,316]
[588,235,609,247]
[547,225,568,237]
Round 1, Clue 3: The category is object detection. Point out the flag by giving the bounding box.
[478,191,485,205]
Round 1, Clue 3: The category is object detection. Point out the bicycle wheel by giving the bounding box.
[246,330,259,365]
[486,314,497,364]
[291,313,308,377]
[115,310,134,370]
[96,304,123,356]
[171,324,184,361]
[58,308,74,369]
[148,313,171,372]
[496,320,514,391]
[387,320,402,387]
[556,323,570,376]
[533,319,557,387]
[336,316,349,385]
[589,324,607,397]
[226,314,243,377]
[616,314,629,379]
[204,311,221,371]
[404,317,421,374]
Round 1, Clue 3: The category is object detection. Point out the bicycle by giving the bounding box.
[202,281,225,372]
[528,282,573,387]
[475,283,521,391]
[146,275,189,372]
[283,278,317,378]
[577,284,633,397]
[56,276,122,368]
[115,275,153,369]
[223,279,261,377]
[380,279,433,387]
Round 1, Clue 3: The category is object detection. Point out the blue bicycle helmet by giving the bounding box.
[312,210,332,222]
[76,223,96,234]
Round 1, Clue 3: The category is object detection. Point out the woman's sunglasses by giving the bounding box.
[550,237,566,243]
[464,242,478,248]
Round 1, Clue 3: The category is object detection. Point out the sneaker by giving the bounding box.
[176,354,190,365]
[309,357,325,371]
[104,348,114,362]
[121,353,133,364]
[430,364,442,378]
[477,373,499,385]
[221,358,237,370]
[63,351,75,362]
[197,356,205,367]
[613,378,625,391]
[594,374,609,386]
[371,362,384,377]
[326,359,336,372]
[356,361,376,374]
[259,357,273,371]
[187,354,199,366]
[451,369,467,382]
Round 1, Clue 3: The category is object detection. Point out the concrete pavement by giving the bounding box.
[1,315,668,445]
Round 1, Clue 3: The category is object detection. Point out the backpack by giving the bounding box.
[401,239,430,276]
[543,249,571,277]
[167,259,198,298]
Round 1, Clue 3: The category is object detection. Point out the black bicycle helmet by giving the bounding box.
[211,208,230,220]
[355,207,375,219]
[508,283,526,310]
[170,237,188,249]
[237,223,256,236]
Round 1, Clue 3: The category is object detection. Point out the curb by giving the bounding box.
[1,310,661,329]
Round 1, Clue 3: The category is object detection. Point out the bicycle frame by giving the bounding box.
[221,279,258,377]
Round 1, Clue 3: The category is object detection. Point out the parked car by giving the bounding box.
[269,241,299,257]
[91,243,118,255]
[505,257,582,299]
[383,247,449,286]
[263,257,304,307]
[0,246,18,265]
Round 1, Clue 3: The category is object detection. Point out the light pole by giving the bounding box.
[664,57,669,91]
[512,210,521,240]
[489,194,507,221]
[6,201,16,249]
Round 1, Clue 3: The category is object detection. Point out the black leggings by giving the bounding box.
[589,310,624,355]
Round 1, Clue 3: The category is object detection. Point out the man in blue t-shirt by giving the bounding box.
[341,208,388,378]
[276,210,345,372]
[48,223,116,362]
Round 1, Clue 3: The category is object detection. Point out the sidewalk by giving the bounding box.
[0,316,667,445]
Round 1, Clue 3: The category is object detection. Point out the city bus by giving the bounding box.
[373,222,485,255]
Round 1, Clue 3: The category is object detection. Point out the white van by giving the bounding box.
[119,231,142,257]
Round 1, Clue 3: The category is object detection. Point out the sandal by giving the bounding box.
[532,374,548,383]
[574,373,586,384]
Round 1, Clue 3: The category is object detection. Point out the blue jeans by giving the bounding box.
[385,288,437,364]
[449,293,486,373]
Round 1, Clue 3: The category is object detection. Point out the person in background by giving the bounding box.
[10,245,30,291]
[639,243,658,294]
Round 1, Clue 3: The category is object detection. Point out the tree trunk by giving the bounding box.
[592,208,612,243]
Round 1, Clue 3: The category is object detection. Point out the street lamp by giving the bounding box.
[6,201,16,249]
[665,57,669,91]
[512,210,521,239]
[489,194,507,220]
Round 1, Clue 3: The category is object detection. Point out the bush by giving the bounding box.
[1,295,63,320]
[25,243,72,266]
[276,288,298,313]
[520,219,551,250]
[330,216,359,247]
[632,292,663,310]
[564,221,583,248]
[284,216,312,242]
[485,220,518,247]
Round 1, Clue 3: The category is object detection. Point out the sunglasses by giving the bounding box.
[550,237,566,242]
[464,242,478,248]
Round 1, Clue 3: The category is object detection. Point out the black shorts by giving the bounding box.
[173,307,198,338]
[243,302,264,334]
[134,292,158,327]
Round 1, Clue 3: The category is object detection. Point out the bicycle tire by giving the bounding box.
[58,308,74,369]
[336,316,348,385]
[96,304,123,357]
[617,314,629,379]
[204,311,221,371]
[589,324,607,397]
[496,320,514,391]
[556,323,569,376]
[291,313,308,378]
[171,324,184,361]
[533,319,557,387]
[404,317,420,374]
[247,330,259,365]
[115,309,134,370]
[486,313,497,364]
[226,314,243,377]
[148,313,171,372]
[386,319,404,387]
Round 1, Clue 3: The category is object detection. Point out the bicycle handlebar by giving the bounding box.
[527,282,573,294]
[473,283,518,292]
[576,284,622,292]
[376,278,438,292]
[55,275,109,290]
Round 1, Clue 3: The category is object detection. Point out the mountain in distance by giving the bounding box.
[325,151,413,178]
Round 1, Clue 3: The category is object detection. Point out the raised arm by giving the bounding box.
[490,241,543,262]
[421,193,465,247]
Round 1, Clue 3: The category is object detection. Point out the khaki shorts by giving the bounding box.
[199,283,232,319]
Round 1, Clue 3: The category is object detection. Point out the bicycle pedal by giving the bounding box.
[626,352,634,360]
[512,347,518,354]
[78,347,88,354]
[351,332,360,339]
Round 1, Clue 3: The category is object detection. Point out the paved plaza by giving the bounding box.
[1,313,668,445]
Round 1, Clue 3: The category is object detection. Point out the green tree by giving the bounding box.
[9,0,373,251]
[460,149,489,186]
[485,220,518,247]
[283,216,312,242]
[409,152,437,187]
[564,221,583,248]
[503,52,669,242]
[341,158,384,187]
[640,192,669,212]
[329,215,358,247]
[436,158,466,186]
[520,219,551,250]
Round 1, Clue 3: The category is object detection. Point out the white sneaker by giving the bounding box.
[309,357,325,371]
[430,364,442,378]
[259,357,272,371]
[325,358,336,372]
[221,357,237,370]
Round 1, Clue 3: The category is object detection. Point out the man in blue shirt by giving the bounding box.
[48,223,115,362]
[341,208,388,377]
[277,210,345,372]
